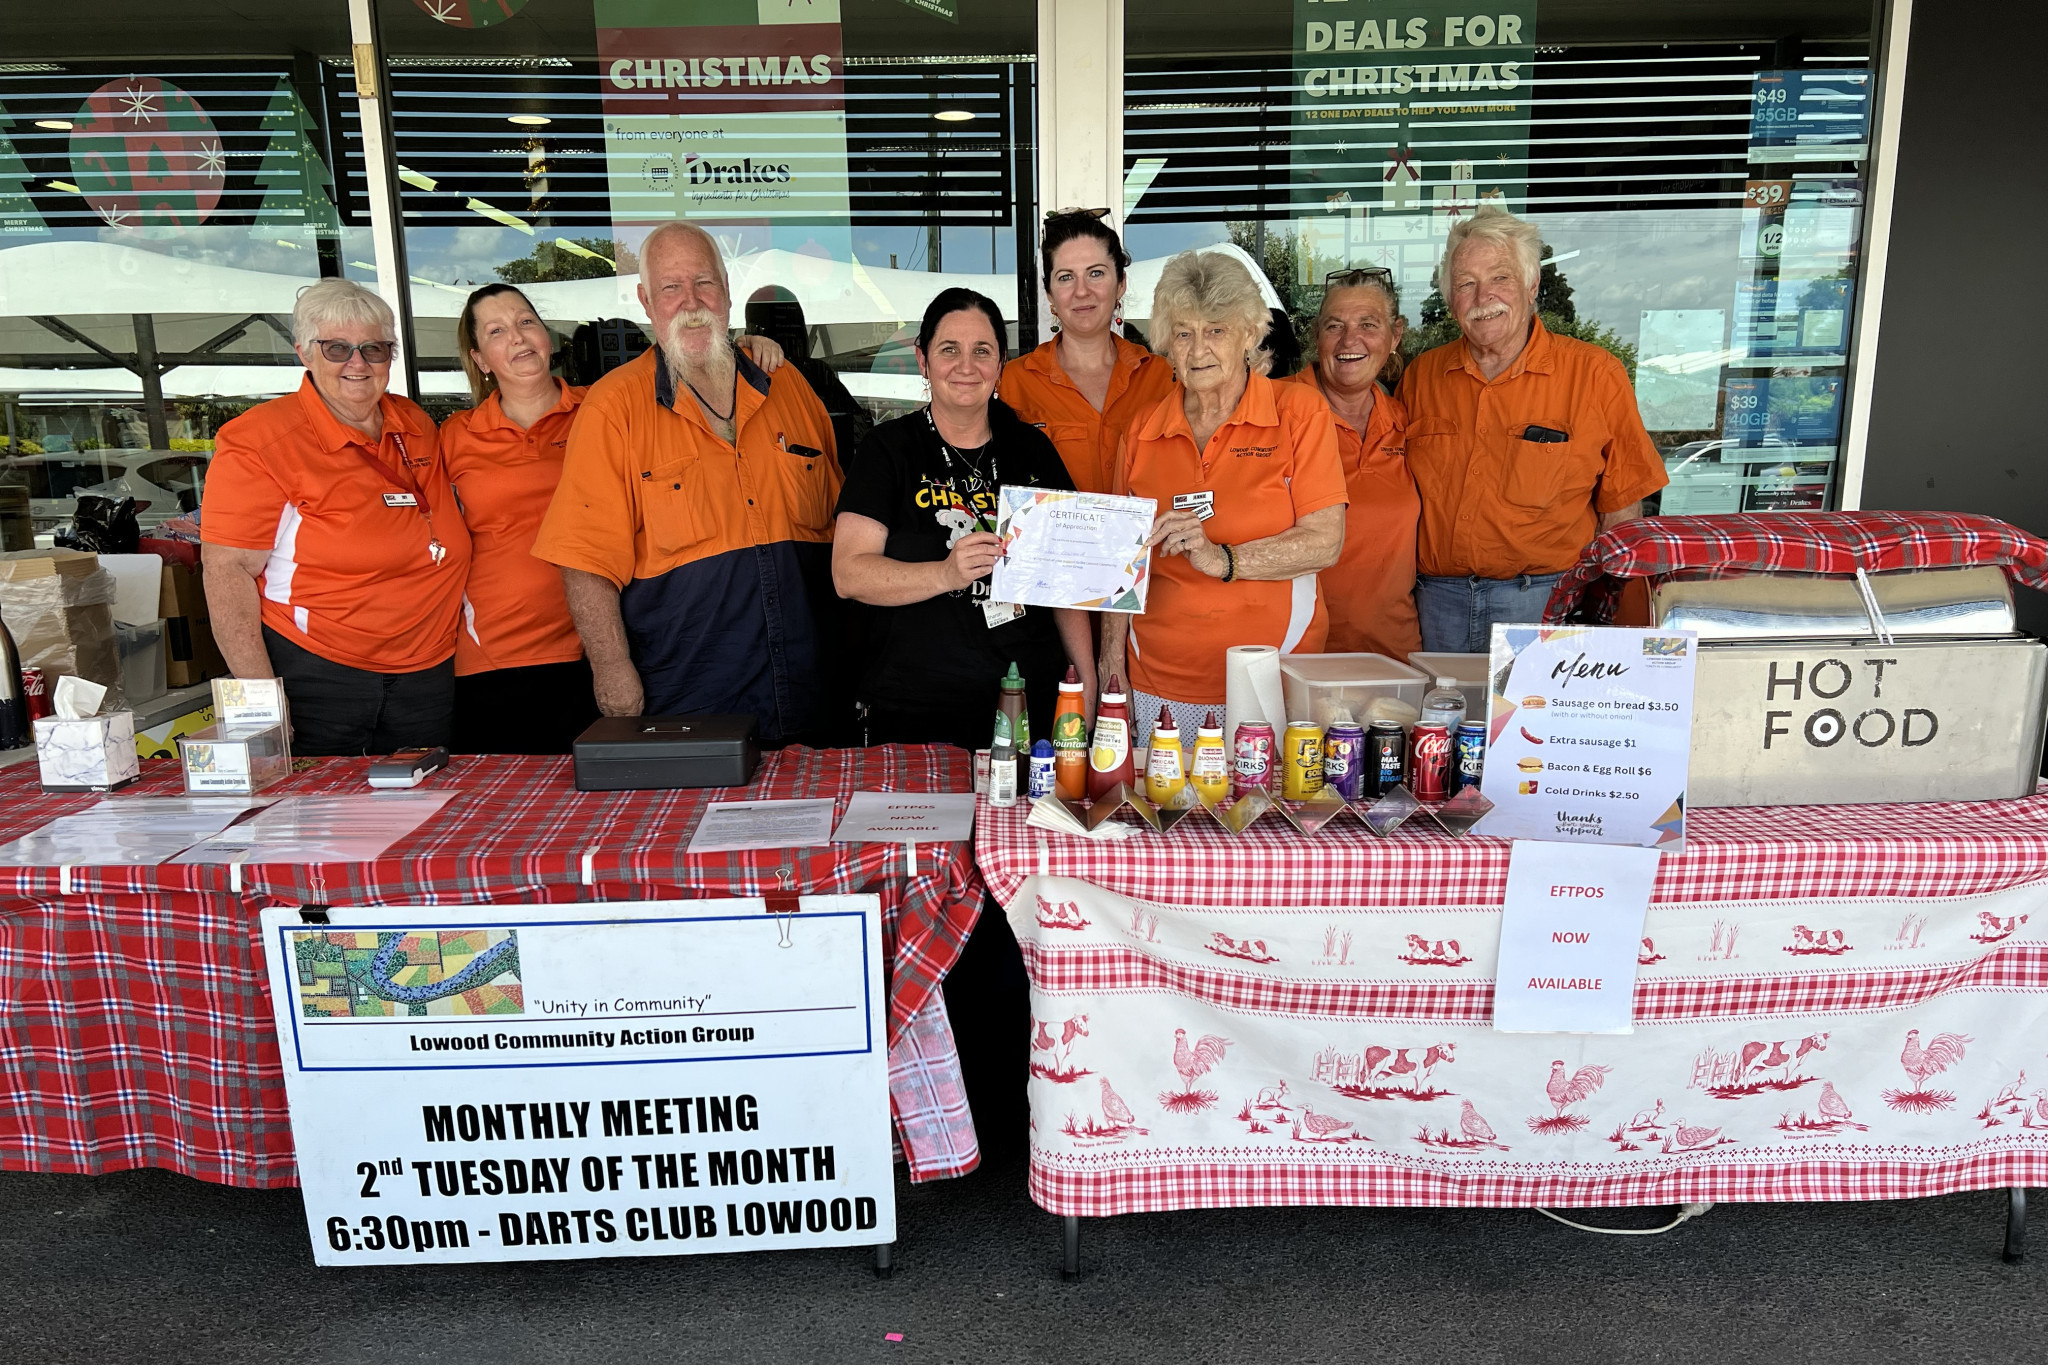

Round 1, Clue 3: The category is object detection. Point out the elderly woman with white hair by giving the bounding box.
[1397,204,1666,652]
[200,278,471,755]
[1097,250,1346,739]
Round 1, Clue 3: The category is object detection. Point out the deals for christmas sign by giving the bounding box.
[260,898,891,1266]
[1474,625,1698,849]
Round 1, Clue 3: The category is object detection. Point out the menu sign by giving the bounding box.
[1475,626,1698,850]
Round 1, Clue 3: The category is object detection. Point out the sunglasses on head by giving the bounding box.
[1046,206,1112,223]
[1324,266,1395,288]
[312,339,395,364]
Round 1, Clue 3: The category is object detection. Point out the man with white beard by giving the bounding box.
[534,220,842,743]
[1395,205,1666,652]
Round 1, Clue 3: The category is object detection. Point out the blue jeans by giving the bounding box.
[1415,572,1564,654]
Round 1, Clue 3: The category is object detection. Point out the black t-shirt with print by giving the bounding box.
[835,402,1076,746]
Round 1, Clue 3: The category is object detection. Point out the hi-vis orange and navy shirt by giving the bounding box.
[531,348,840,742]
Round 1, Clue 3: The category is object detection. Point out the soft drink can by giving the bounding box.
[1323,722,1366,802]
[1409,723,1451,802]
[21,667,51,721]
[1282,720,1325,799]
[1232,722,1275,798]
[1368,721,1405,797]
[1454,721,1487,792]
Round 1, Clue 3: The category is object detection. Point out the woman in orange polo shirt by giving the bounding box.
[1099,251,1347,735]
[442,284,598,754]
[202,279,472,756]
[1000,210,1175,494]
[1278,266,1421,659]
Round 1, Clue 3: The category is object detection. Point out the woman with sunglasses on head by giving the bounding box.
[1000,208,1175,495]
[1277,267,1421,657]
[201,278,473,755]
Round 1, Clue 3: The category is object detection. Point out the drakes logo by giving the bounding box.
[689,157,793,185]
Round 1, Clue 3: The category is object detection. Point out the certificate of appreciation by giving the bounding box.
[989,486,1157,614]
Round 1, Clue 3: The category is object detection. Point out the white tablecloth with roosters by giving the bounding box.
[975,789,2048,1215]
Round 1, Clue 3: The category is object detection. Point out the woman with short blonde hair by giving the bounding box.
[1098,250,1348,739]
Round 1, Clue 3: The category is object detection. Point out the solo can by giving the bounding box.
[1409,723,1451,802]
[1454,721,1487,792]
[1367,721,1405,797]
[1323,722,1366,802]
[1232,721,1275,798]
[1281,720,1325,799]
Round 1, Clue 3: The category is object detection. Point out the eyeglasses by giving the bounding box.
[1046,206,1112,223]
[1324,266,1395,288]
[311,339,395,364]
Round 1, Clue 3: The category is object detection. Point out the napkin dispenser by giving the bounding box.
[33,673,139,792]
[572,714,760,792]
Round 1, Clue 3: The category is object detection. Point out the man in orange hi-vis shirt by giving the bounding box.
[532,221,843,745]
[1398,205,1666,653]
[202,279,470,756]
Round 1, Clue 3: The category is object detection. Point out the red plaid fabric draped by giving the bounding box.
[0,748,986,1186]
[1545,511,2048,624]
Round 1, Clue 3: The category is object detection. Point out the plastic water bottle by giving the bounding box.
[1420,675,1467,732]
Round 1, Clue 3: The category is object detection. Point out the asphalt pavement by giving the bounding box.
[0,1147,2038,1365]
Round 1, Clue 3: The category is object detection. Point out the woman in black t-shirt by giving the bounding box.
[833,288,1099,750]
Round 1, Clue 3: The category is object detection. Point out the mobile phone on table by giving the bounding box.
[367,746,450,788]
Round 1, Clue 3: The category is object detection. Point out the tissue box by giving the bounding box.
[178,721,291,795]
[34,713,141,792]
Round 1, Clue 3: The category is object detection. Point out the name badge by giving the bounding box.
[1173,490,1216,521]
[383,492,418,508]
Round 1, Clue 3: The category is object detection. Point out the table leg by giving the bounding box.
[2003,1187,2026,1264]
[1062,1215,1081,1281]
[874,1240,895,1278]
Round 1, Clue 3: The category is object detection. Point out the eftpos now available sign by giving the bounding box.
[260,898,891,1266]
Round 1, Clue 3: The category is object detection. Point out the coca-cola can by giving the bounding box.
[1409,723,1451,802]
[21,667,50,721]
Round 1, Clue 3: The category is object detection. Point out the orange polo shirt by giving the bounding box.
[441,382,587,676]
[1000,334,1176,494]
[1114,373,1347,705]
[201,376,471,673]
[1278,369,1420,659]
[1396,318,1667,579]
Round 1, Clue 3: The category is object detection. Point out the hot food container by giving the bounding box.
[1642,569,2046,807]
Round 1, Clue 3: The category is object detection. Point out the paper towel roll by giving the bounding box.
[1223,645,1285,749]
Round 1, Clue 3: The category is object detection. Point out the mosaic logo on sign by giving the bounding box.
[293,928,524,1020]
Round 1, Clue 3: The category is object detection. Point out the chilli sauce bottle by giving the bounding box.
[1087,676,1135,799]
[1052,665,1088,801]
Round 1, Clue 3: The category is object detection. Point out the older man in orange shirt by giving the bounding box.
[1397,206,1666,653]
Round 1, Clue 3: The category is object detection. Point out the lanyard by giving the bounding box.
[925,407,999,533]
[348,429,447,568]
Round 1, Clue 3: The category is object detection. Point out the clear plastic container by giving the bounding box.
[1407,651,1489,720]
[115,619,166,705]
[1279,653,1427,729]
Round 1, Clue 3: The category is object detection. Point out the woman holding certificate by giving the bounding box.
[832,288,1099,750]
[1000,209,1176,494]
[1100,251,1347,736]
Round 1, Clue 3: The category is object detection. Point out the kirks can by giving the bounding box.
[1281,720,1325,799]
[1454,721,1487,792]
[1409,723,1451,802]
[1232,721,1275,798]
[21,667,51,721]
[1323,722,1366,802]
[1368,721,1405,797]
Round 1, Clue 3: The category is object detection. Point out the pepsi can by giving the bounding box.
[1367,722,1405,797]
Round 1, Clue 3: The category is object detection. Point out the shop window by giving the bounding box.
[1124,1,1875,512]
[373,0,1038,432]
[0,7,370,539]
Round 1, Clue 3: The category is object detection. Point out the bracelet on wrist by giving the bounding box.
[1221,543,1237,583]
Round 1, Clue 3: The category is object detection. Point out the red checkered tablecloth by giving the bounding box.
[1545,510,2048,624]
[0,747,985,1187]
[977,790,2048,1216]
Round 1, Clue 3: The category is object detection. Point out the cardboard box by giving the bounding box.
[160,560,225,688]
[0,548,123,705]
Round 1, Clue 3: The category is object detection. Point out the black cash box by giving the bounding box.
[572,714,760,791]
